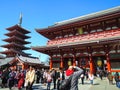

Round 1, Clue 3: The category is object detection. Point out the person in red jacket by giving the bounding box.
[17,70,25,90]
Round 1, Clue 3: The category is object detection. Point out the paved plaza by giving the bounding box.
[0,77,120,90]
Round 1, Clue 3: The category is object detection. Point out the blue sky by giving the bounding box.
[0,0,120,62]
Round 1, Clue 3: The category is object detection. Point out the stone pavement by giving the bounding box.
[0,77,120,90]
[79,77,120,90]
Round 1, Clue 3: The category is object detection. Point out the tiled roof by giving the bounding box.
[0,57,14,66]
[54,6,120,26]
[18,55,41,64]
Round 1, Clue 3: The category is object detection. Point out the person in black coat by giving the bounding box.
[51,69,57,89]
[36,69,41,83]
[114,72,119,87]
[57,68,65,90]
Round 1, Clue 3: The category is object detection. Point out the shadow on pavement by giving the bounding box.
[93,83,100,85]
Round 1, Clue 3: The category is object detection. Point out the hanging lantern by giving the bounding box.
[68,60,72,66]
[97,59,102,67]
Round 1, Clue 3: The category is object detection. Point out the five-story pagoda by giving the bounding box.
[0,14,47,70]
[1,14,31,57]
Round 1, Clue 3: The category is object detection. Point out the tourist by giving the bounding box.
[88,72,94,85]
[114,72,119,87]
[43,70,47,86]
[25,66,35,90]
[35,69,41,83]
[46,70,52,90]
[65,66,74,79]
[14,70,20,87]
[40,69,44,84]
[51,69,57,89]
[107,71,113,85]
[80,73,85,84]
[1,68,9,88]
[99,70,103,80]
[17,70,25,90]
[8,68,16,90]
[57,68,65,90]
[85,70,89,80]
[65,65,83,90]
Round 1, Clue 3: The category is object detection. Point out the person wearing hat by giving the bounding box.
[65,65,83,90]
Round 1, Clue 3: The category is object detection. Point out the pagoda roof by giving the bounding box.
[0,49,22,55]
[3,36,31,44]
[5,30,31,39]
[32,34,120,54]
[36,6,120,39]
[0,54,5,59]
[0,49,31,56]
[1,43,30,50]
[6,24,30,34]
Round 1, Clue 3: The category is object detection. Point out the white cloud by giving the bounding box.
[1,48,8,51]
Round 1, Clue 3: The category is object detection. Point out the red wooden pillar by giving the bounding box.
[87,46,94,73]
[22,64,25,70]
[106,53,111,72]
[104,45,111,72]
[60,56,63,68]
[73,55,76,66]
[50,56,53,69]
[89,54,94,73]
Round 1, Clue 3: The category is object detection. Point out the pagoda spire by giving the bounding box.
[18,13,22,26]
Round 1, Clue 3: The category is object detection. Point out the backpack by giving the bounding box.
[59,75,73,90]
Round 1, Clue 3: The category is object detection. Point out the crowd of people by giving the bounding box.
[0,65,120,90]
[0,66,36,90]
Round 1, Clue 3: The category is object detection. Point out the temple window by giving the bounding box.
[57,36,62,39]
[64,34,69,38]
[97,29,103,32]
[77,27,83,35]
[112,26,118,29]
[109,50,116,53]
[69,34,73,37]
[118,50,120,53]
[90,30,96,33]
[105,19,117,30]
[105,27,111,30]
[75,33,79,35]
[83,31,88,34]
[55,36,59,39]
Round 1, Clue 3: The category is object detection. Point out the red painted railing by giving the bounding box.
[47,29,120,46]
